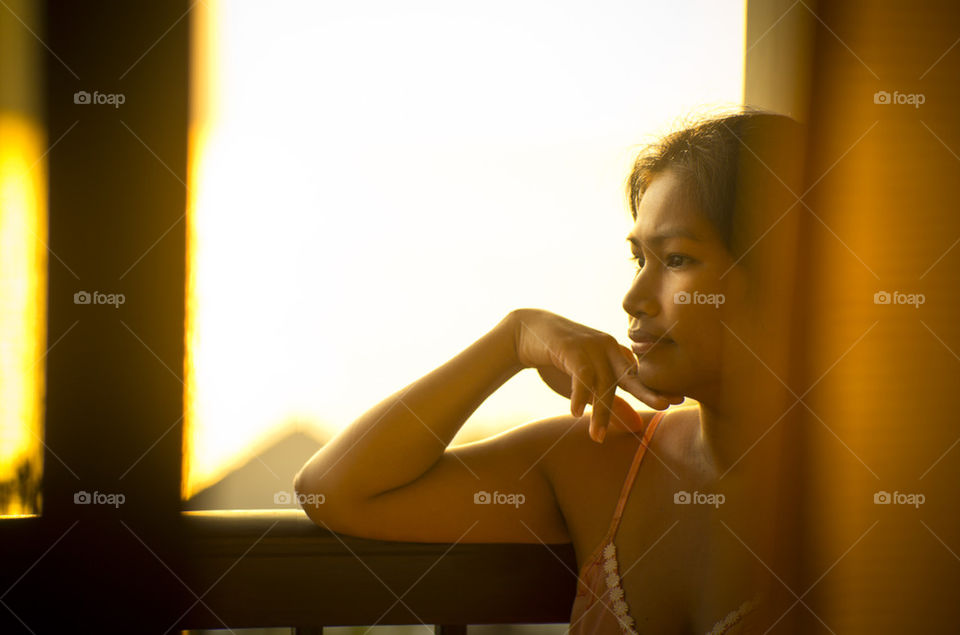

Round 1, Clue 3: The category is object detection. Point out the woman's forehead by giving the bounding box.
[631,170,715,243]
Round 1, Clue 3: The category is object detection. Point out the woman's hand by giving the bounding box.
[508,309,684,443]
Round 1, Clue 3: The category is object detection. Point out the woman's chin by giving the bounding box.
[635,367,684,399]
[635,361,669,383]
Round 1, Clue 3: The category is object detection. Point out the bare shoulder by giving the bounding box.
[640,404,701,464]
[528,404,700,561]
[529,403,701,471]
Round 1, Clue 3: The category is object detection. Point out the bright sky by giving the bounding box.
[184,0,746,498]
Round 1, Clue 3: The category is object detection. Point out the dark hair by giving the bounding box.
[626,107,805,263]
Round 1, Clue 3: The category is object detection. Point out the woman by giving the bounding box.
[295,108,807,634]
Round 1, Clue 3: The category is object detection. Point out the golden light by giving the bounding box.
[184,0,746,501]
[0,113,47,517]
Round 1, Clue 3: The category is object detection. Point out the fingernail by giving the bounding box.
[597,427,606,443]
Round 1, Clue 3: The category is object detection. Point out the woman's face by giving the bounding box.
[622,167,748,401]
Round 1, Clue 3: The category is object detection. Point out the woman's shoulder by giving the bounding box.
[536,402,699,467]
[534,403,702,560]
[601,403,704,476]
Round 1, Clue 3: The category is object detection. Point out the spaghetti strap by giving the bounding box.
[607,409,665,541]
[574,408,668,582]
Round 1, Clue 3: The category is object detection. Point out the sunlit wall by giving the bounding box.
[184,0,746,499]
[0,0,46,517]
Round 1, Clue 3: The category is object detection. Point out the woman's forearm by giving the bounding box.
[294,311,524,503]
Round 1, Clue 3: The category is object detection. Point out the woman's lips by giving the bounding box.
[631,340,673,356]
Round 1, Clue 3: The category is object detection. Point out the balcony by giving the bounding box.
[179,509,577,632]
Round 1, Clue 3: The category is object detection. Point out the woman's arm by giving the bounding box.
[293,311,524,505]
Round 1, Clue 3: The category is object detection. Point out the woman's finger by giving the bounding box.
[612,345,653,402]
[570,372,586,417]
[569,360,593,418]
[616,344,641,376]
[586,347,617,443]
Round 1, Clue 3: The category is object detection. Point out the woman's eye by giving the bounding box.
[629,254,689,269]
[666,254,689,268]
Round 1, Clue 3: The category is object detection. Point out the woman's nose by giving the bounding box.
[622,273,659,318]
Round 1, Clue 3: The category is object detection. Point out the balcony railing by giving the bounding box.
[179,509,579,633]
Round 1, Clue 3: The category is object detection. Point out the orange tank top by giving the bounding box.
[567,409,761,634]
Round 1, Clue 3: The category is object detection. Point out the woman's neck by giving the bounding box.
[691,371,789,484]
